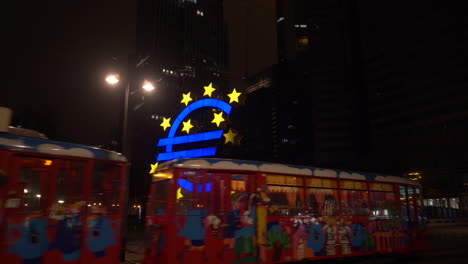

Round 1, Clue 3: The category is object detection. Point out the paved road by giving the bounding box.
[124,222,468,264]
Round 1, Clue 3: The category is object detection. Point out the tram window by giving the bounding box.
[370,191,396,218]
[18,158,52,213]
[399,186,407,205]
[407,187,416,221]
[266,174,304,186]
[306,178,337,188]
[205,173,228,214]
[340,180,367,190]
[91,162,122,214]
[369,183,393,192]
[340,190,369,216]
[267,186,304,215]
[56,161,85,206]
[230,175,250,215]
[176,175,203,216]
[152,179,170,215]
[306,188,338,216]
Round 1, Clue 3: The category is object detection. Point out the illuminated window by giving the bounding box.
[297,37,309,49]
[340,180,367,190]
[370,191,395,220]
[306,188,338,216]
[306,178,337,188]
[341,190,369,216]
[267,174,304,215]
[266,174,304,186]
[369,183,393,192]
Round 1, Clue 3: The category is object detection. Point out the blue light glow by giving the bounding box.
[156,147,217,162]
[177,179,212,192]
[165,99,232,152]
[158,130,223,147]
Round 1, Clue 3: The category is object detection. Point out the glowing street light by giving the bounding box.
[104,74,157,155]
[105,74,120,85]
[142,80,155,92]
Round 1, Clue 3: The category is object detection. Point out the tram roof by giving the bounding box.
[0,132,126,162]
[159,158,418,186]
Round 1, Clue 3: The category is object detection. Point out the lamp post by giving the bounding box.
[105,73,156,261]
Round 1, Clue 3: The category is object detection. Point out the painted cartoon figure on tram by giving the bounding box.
[305,223,325,256]
[50,202,83,261]
[218,207,240,259]
[337,219,352,254]
[233,196,258,262]
[7,218,50,264]
[323,220,337,256]
[351,222,366,251]
[54,215,82,261]
[291,221,306,260]
[87,215,117,258]
[177,209,209,263]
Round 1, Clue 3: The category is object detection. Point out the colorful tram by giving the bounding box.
[145,158,428,264]
[0,131,127,264]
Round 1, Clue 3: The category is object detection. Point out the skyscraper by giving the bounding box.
[136,0,227,94]
[233,0,358,167]
[130,0,228,199]
[357,1,468,195]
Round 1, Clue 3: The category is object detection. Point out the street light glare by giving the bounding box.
[142,80,155,92]
[106,74,120,85]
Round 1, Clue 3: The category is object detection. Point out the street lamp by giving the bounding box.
[105,73,158,262]
[105,74,120,85]
[105,74,156,155]
[142,80,155,92]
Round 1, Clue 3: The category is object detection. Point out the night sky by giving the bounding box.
[8,0,137,145]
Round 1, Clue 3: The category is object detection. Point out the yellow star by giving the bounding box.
[177,188,184,200]
[182,119,194,134]
[227,88,242,104]
[149,162,158,174]
[181,92,193,106]
[160,117,171,131]
[203,82,216,97]
[223,129,237,144]
[211,112,225,127]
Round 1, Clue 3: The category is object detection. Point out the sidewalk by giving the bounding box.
[122,240,145,264]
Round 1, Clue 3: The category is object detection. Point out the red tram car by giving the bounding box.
[0,128,127,264]
[144,158,428,264]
